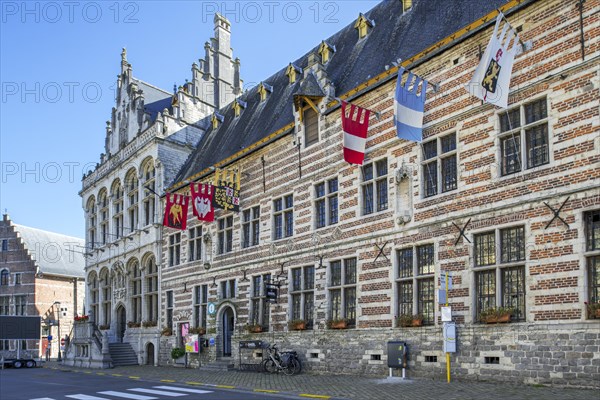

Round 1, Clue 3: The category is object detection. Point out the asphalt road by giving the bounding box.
[0,368,295,400]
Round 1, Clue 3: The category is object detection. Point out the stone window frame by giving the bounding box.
[14,295,26,316]
[86,196,97,250]
[168,232,181,267]
[289,266,315,329]
[220,279,236,300]
[1,239,7,252]
[360,158,388,216]
[100,270,112,326]
[251,273,271,330]
[14,272,21,286]
[421,132,458,198]
[98,189,109,245]
[472,225,527,322]
[217,215,234,254]
[496,96,551,178]
[145,256,158,323]
[141,159,156,227]
[242,206,260,249]
[314,177,339,229]
[394,243,436,325]
[166,290,174,328]
[0,269,9,286]
[273,194,294,241]
[583,209,600,318]
[130,260,142,323]
[111,180,124,240]
[193,284,208,329]
[0,296,10,315]
[125,169,139,235]
[328,257,358,327]
[188,226,203,262]
[89,274,99,322]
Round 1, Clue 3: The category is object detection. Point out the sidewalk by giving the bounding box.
[41,361,597,400]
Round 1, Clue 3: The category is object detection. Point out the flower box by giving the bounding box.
[483,313,511,324]
[247,325,263,333]
[289,321,306,331]
[189,327,206,335]
[328,320,348,329]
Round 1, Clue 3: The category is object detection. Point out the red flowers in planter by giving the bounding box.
[74,315,89,322]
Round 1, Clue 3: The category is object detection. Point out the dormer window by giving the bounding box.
[354,13,374,39]
[318,41,335,64]
[212,112,224,129]
[258,82,273,102]
[286,63,302,85]
[233,99,247,117]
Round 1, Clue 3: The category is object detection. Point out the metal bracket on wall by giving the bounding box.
[544,196,570,229]
[452,218,472,246]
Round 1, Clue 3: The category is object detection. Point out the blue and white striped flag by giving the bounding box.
[394,67,428,142]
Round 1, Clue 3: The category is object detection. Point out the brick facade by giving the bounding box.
[0,215,85,360]
[158,0,599,386]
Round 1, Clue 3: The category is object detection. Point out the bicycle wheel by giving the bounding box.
[283,359,300,376]
[293,357,302,374]
[263,359,277,373]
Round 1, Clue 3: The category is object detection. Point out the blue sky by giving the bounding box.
[0,1,378,238]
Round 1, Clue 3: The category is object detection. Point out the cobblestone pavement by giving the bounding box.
[41,361,597,400]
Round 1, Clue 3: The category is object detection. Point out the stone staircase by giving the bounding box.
[108,343,138,366]
[199,357,235,371]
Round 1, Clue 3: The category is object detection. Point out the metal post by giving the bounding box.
[54,302,62,362]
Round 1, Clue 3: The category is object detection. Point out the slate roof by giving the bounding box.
[134,79,173,122]
[14,224,85,278]
[174,0,510,186]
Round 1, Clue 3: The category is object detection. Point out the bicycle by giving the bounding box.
[262,343,301,376]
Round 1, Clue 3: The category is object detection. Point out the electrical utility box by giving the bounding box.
[443,322,456,353]
[387,341,408,368]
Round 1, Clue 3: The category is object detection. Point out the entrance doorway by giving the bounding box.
[116,305,126,343]
[222,307,234,357]
[146,343,154,365]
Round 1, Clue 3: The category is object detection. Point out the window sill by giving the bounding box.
[496,163,551,182]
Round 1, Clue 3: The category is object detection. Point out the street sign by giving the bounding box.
[265,284,278,302]
[207,302,216,316]
[440,273,453,290]
[441,306,452,322]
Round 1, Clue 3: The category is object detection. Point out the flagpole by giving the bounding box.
[496,9,527,50]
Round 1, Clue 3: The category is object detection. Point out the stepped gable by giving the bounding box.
[173,0,509,186]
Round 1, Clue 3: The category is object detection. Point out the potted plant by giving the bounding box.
[396,314,424,327]
[161,326,173,336]
[127,321,141,328]
[326,318,348,329]
[98,324,110,330]
[171,347,185,363]
[142,320,157,328]
[189,326,206,335]
[585,302,600,319]
[246,324,263,333]
[74,315,89,323]
[479,307,515,324]
[288,319,307,331]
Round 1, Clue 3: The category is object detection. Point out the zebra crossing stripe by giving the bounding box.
[128,388,187,397]
[153,386,213,394]
[97,391,156,400]
[65,395,110,400]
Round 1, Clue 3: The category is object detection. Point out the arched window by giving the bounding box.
[141,159,156,226]
[111,180,123,239]
[89,273,98,322]
[125,169,138,234]
[0,269,9,286]
[130,260,141,323]
[87,196,96,249]
[100,269,111,326]
[98,189,109,245]
[145,256,158,323]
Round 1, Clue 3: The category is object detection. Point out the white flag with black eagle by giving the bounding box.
[465,12,523,109]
